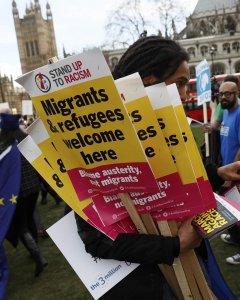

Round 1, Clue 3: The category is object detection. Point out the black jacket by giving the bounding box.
[75,214,180,300]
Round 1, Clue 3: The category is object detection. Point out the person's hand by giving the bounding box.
[202,123,212,134]
[217,162,240,181]
[177,217,202,253]
[221,180,232,188]
[210,99,217,112]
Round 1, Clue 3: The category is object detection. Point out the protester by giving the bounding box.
[74,35,238,300]
[216,81,240,264]
[219,81,240,166]
[203,75,240,133]
[1,113,48,277]
[0,113,21,300]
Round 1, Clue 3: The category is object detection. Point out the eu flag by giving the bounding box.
[0,143,21,300]
[204,239,237,300]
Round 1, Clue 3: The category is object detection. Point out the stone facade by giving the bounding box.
[0,74,28,113]
[12,0,57,75]
[1,0,58,113]
[104,0,240,78]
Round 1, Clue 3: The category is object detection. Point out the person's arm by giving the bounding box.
[217,161,240,181]
[75,213,201,266]
[206,161,240,191]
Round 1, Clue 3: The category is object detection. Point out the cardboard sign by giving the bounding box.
[196,59,211,106]
[0,102,10,111]
[47,211,139,300]
[16,49,159,200]
[167,84,216,211]
[146,83,206,217]
[17,135,91,220]
[22,100,33,115]
[116,73,186,202]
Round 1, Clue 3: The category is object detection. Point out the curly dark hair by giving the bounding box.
[112,35,189,83]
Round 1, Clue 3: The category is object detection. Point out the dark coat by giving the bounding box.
[75,214,180,300]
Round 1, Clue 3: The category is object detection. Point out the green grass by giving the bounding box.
[4,126,240,299]
[5,199,93,300]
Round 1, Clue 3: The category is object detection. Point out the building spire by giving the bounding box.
[46,2,52,18]
[12,0,19,17]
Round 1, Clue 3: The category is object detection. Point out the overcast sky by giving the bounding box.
[0,0,197,82]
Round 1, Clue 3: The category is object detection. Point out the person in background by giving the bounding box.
[0,113,21,300]
[75,35,239,300]
[217,81,240,264]
[204,74,240,133]
[1,113,48,277]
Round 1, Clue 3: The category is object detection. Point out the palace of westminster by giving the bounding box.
[1,0,240,112]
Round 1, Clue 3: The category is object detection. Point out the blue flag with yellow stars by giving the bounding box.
[0,143,21,300]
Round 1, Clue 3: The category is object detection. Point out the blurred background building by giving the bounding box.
[1,0,240,112]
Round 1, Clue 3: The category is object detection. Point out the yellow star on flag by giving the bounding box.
[9,194,17,204]
[0,198,4,206]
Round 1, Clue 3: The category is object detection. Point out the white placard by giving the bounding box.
[224,186,240,204]
[22,100,33,115]
[0,102,10,111]
[47,211,139,300]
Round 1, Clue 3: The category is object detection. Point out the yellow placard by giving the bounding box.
[17,135,90,220]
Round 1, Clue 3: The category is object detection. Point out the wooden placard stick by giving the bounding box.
[158,220,195,300]
[203,102,210,157]
[167,220,202,299]
[118,193,186,300]
[188,251,216,300]
[140,214,184,300]
[167,221,215,300]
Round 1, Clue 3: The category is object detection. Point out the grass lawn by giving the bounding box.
[4,125,240,299]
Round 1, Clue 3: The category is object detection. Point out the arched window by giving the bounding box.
[34,40,39,55]
[212,44,218,52]
[235,61,240,73]
[223,43,231,53]
[187,47,195,57]
[111,57,119,70]
[232,42,240,52]
[212,63,225,75]
[200,45,208,56]
[30,41,35,56]
[26,42,30,57]
[199,20,207,35]
[189,66,196,79]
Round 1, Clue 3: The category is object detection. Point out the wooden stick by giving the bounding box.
[158,221,194,300]
[140,214,184,300]
[118,193,184,299]
[188,251,216,300]
[203,102,210,157]
[167,221,215,300]
[118,193,147,234]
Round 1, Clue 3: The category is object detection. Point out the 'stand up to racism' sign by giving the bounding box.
[16,49,160,200]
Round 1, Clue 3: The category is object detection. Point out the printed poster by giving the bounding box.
[47,211,139,300]
[16,49,159,200]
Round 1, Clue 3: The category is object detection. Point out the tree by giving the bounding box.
[103,0,188,49]
[152,0,186,39]
[103,0,150,49]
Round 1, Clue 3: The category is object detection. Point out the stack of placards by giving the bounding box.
[16,49,218,299]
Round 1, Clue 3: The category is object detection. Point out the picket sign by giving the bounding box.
[120,193,216,300]
[46,56,214,300]
[166,221,216,300]
[117,193,185,300]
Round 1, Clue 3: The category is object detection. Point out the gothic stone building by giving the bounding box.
[1,0,58,112]
[104,0,240,78]
[12,0,57,74]
[0,74,28,113]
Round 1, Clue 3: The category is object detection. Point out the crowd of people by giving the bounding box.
[1,34,240,299]
[203,75,240,265]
